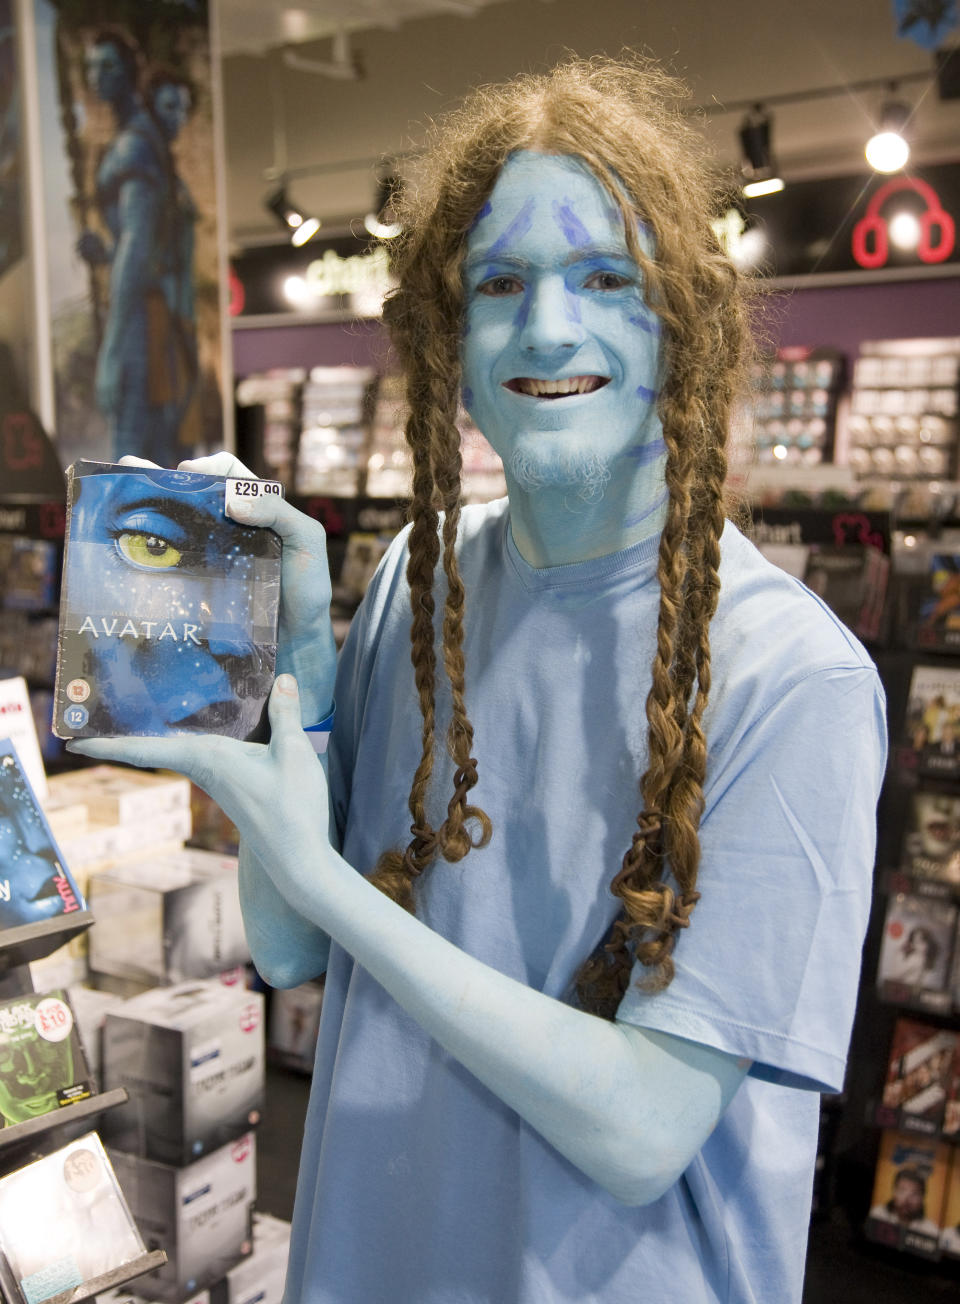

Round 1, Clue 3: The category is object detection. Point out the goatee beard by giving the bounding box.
[508,449,612,505]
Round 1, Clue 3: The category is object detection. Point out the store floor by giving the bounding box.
[257,1065,958,1302]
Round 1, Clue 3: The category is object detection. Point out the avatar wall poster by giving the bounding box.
[33,0,227,465]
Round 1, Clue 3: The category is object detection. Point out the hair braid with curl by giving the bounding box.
[371,54,752,1015]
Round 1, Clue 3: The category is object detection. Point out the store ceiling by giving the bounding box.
[217,0,515,58]
[216,0,960,246]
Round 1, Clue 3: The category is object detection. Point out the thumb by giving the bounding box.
[269,673,304,740]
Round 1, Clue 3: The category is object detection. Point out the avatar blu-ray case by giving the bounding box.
[0,739,91,968]
[53,462,282,742]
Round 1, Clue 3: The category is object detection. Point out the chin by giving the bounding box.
[507,445,613,498]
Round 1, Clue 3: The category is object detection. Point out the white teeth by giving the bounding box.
[515,375,601,396]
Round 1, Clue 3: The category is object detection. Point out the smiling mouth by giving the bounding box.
[505,376,609,398]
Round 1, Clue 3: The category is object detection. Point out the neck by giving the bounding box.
[504,450,668,569]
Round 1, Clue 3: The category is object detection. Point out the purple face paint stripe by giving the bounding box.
[636,384,659,403]
[626,438,667,465]
[462,386,474,407]
[486,196,536,256]
[552,199,592,248]
[628,313,661,336]
[467,200,492,233]
[623,487,669,532]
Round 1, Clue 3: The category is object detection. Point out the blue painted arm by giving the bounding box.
[69,678,749,1204]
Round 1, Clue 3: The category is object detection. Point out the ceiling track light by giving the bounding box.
[264,185,321,246]
[865,88,911,173]
[363,173,403,239]
[738,104,784,199]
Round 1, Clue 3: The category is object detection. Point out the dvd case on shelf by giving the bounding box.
[0,1132,146,1303]
[0,988,93,1130]
[0,678,47,802]
[941,1150,960,1259]
[878,1017,958,1134]
[0,738,91,968]
[903,665,960,779]
[53,462,282,742]
[877,893,957,1013]
[899,788,960,890]
[866,1129,951,1259]
[911,553,960,652]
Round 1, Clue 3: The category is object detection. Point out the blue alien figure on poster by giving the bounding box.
[76,29,198,465]
[54,463,280,741]
[0,743,84,932]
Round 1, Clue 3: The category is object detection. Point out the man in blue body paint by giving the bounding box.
[71,58,886,1303]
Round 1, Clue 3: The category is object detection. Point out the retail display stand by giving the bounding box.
[0,742,168,1304]
[865,542,960,1264]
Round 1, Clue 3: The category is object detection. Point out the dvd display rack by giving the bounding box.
[0,742,167,1303]
[863,541,960,1267]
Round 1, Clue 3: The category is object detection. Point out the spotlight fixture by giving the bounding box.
[265,186,322,246]
[738,105,784,199]
[865,94,911,173]
[363,174,403,239]
[291,217,321,247]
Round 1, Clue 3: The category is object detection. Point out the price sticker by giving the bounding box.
[35,996,73,1042]
[225,478,284,515]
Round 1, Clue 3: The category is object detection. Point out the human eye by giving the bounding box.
[116,530,183,570]
[476,274,524,297]
[583,269,633,291]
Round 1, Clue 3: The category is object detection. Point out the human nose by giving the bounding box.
[518,276,584,354]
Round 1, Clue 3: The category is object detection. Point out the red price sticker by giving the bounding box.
[35,997,73,1043]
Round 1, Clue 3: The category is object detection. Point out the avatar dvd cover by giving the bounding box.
[0,738,91,967]
[53,462,282,742]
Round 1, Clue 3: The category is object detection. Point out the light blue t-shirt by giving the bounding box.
[283,498,887,1304]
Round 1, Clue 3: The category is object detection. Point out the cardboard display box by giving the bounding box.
[102,981,264,1166]
[109,1133,256,1303]
[89,850,249,985]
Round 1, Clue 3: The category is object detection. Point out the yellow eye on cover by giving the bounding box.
[117,531,182,569]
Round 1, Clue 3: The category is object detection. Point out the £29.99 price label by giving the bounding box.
[225,478,284,515]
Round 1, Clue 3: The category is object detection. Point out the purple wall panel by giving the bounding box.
[232,320,390,376]
[232,278,959,379]
[761,277,960,356]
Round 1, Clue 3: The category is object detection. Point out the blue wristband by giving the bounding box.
[303,703,336,755]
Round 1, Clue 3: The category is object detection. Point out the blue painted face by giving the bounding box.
[461,151,663,497]
[64,469,276,739]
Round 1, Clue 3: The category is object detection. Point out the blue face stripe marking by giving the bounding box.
[628,313,661,336]
[467,200,492,233]
[552,199,592,247]
[462,385,474,407]
[636,384,658,403]
[626,437,666,465]
[485,196,536,256]
[623,486,669,531]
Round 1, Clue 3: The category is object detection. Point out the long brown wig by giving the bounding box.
[370,54,753,1018]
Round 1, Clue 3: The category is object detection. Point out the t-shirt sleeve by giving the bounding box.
[616,662,888,1094]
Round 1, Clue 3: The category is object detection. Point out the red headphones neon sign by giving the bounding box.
[852,176,955,269]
